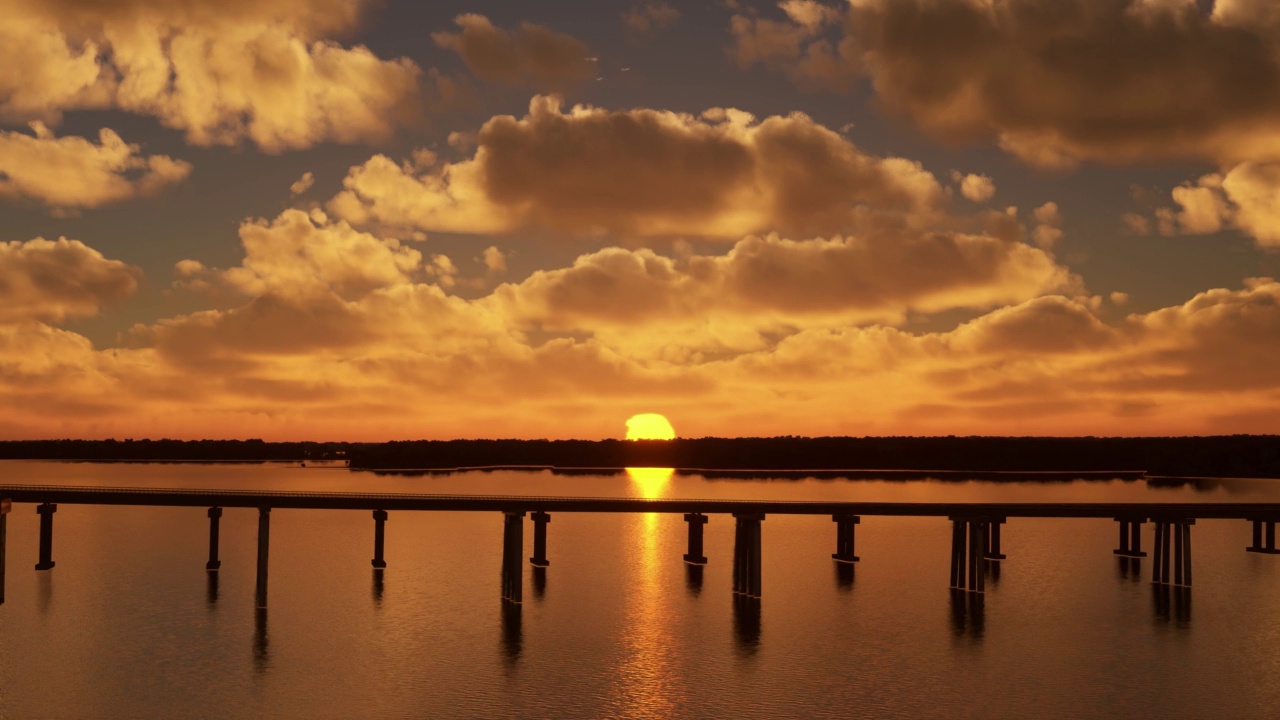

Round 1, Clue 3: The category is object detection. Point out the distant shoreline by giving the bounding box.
[3,436,1279,478]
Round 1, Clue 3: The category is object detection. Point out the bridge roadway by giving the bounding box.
[4,484,1280,607]
[2,483,1280,518]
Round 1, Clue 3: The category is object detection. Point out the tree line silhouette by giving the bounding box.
[4,435,1279,477]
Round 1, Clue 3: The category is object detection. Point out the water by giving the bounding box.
[2,461,1280,718]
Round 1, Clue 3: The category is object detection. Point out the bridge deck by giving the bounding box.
[1,484,1279,519]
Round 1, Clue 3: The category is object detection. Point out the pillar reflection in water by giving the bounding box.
[253,608,270,674]
[532,566,547,599]
[733,596,762,654]
[206,571,219,606]
[610,468,680,716]
[949,589,985,639]
[1152,585,1192,625]
[501,603,522,663]
[371,568,384,606]
[834,561,855,590]
[684,563,703,596]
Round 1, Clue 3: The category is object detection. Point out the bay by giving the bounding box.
[2,460,1279,719]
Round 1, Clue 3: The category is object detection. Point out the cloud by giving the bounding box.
[7,222,1280,438]
[728,3,859,92]
[730,0,1280,171]
[491,230,1076,359]
[176,208,423,301]
[0,237,139,323]
[432,14,594,92]
[1031,202,1063,249]
[0,0,422,151]
[329,95,949,238]
[624,1,681,32]
[952,171,995,203]
[481,246,507,275]
[0,122,191,210]
[289,171,315,196]
[1139,162,1280,247]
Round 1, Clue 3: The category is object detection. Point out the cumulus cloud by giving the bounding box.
[0,0,422,151]
[176,209,423,301]
[482,246,507,275]
[0,237,139,323]
[329,95,948,238]
[0,122,190,210]
[493,232,1075,358]
[1031,202,1063,249]
[432,14,594,92]
[624,1,681,32]
[728,2,858,91]
[1139,163,1280,246]
[730,0,1280,172]
[952,172,995,203]
[7,223,1280,437]
[289,171,315,196]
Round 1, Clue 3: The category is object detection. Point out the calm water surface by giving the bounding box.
[2,461,1280,719]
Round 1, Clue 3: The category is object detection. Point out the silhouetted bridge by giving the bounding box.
[2,484,1280,608]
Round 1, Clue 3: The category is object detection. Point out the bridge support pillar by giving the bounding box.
[34,502,56,571]
[683,512,708,565]
[1152,519,1193,586]
[502,511,525,603]
[371,509,388,569]
[255,507,270,609]
[529,511,550,567]
[1246,518,1280,554]
[831,514,860,563]
[732,513,764,598]
[984,517,1007,560]
[1,498,9,604]
[948,517,989,593]
[206,507,223,571]
[1113,517,1148,557]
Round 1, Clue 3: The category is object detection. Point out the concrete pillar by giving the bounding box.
[1173,522,1185,586]
[735,516,748,595]
[1152,520,1171,584]
[949,517,990,593]
[683,512,708,565]
[968,520,986,594]
[35,502,56,571]
[732,513,764,598]
[984,517,1007,560]
[371,509,388,569]
[1177,520,1194,587]
[1113,518,1148,558]
[529,511,550,567]
[1,498,9,604]
[502,511,525,603]
[206,507,223,571]
[255,507,270,609]
[1246,518,1280,554]
[831,514,860,563]
[949,519,966,589]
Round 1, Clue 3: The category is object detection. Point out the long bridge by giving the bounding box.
[2,483,1280,608]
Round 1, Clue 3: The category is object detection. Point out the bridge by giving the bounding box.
[2,483,1280,608]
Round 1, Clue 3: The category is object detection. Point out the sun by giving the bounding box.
[625,413,676,440]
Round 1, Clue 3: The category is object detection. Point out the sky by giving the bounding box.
[3,0,1280,441]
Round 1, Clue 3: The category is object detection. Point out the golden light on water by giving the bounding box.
[625,413,676,440]
[613,466,680,715]
[625,466,674,499]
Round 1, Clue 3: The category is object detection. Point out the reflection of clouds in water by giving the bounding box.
[610,467,680,716]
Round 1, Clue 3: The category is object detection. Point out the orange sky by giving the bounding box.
[2,0,1280,440]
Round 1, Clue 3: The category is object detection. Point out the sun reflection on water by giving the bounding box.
[626,466,674,499]
[607,467,682,716]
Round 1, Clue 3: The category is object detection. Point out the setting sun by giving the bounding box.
[625,414,676,440]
